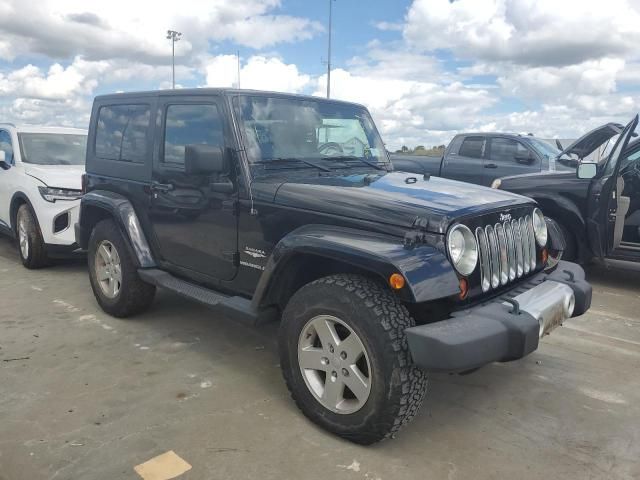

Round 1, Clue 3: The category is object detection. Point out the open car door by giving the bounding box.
[585,115,639,257]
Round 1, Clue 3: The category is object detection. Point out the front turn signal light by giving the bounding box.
[459,278,469,300]
[389,273,405,290]
[541,248,549,265]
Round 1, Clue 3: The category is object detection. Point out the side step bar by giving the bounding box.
[138,268,259,325]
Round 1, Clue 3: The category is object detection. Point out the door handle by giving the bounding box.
[484,163,498,169]
[150,181,174,193]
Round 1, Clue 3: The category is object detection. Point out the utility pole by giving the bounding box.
[166,30,182,89]
[326,0,335,98]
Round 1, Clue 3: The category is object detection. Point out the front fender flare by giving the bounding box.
[252,224,460,309]
[78,191,155,267]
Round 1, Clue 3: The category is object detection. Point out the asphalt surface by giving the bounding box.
[0,235,639,480]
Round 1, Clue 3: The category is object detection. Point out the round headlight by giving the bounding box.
[533,208,548,246]
[447,224,478,276]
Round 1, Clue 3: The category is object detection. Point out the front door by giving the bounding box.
[148,96,238,281]
[586,115,639,257]
[484,136,541,186]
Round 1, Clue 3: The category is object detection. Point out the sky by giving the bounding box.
[0,0,639,150]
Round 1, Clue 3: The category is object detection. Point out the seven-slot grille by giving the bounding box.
[475,215,537,292]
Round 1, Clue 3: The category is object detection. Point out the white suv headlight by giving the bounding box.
[38,186,83,203]
[447,224,478,276]
[532,208,548,246]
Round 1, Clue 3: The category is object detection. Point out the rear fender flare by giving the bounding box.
[79,191,155,267]
[251,224,460,310]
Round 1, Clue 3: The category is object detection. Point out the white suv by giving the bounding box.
[0,124,87,268]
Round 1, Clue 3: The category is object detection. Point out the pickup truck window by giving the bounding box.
[459,137,484,158]
[490,138,530,164]
[163,104,224,166]
[234,95,387,166]
[0,130,13,164]
[95,104,150,163]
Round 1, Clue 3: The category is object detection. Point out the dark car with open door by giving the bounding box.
[493,115,640,263]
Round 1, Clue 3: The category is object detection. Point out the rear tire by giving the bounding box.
[279,274,428,445]
[88,219,156,317]
[16,204,49,269]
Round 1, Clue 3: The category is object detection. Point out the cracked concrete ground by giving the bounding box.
[0,236,639,480]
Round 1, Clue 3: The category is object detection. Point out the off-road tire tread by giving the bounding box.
[88,219,155,317]
[16,204,49,269]
[280,274,428,444]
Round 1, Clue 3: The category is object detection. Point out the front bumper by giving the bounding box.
[405,261,591,373]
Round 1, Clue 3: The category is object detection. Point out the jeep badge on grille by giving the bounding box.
[499,213,512,222]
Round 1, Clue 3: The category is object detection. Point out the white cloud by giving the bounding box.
[205,55,310,93]
[0,0,322,62]
[498,58,626,99]
[0,57,108,100]
[404,0,640,67]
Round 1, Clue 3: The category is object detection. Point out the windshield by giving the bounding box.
[525,137,576,170]
[18,133,87,165]
[526,138,561,158]
[234,95,388,167]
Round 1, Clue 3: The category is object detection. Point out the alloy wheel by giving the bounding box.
[95,240,122,299]
[297,315,372,414]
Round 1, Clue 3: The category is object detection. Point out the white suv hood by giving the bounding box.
[24,165,84,189]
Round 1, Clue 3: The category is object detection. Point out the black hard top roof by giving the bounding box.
[94,88,365,109]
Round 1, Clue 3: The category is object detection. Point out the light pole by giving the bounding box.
[326,0,335,98]
[166,30,182,89]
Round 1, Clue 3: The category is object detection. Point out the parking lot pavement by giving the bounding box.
[0,236,638,480]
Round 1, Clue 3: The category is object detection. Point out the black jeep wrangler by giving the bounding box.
[76,89,591,444]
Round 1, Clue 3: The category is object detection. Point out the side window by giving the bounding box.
[490,138,530,163]
[459,136,484,158]
[95,104,150,163]
[163,104,223,166]
[447,135,464,155]
[0,130,14,164]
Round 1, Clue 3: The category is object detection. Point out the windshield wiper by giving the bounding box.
[323,155,386,171]
[261,157,332,172]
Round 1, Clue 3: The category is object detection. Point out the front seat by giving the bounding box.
[613,176,631,249]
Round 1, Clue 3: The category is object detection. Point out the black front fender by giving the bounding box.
[252,224,460,309]
[77,190,155,268]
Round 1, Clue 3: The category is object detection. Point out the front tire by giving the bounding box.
[279,274,428,444]
[554,219,578,262]
[88,219,156,317]
[16,204,48,269]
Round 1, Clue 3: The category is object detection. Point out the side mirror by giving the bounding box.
[577,162,597,179]
[0,150,8,170]
[515,151,535,164]
[184,144,226,175]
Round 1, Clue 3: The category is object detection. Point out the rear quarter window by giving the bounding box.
[95,104,150,163]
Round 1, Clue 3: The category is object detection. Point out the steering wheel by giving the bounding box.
[318,142,344,156]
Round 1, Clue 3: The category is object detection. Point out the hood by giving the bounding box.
[559,122,635,160]
[24,165,84,189]
[272,171,533,233]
